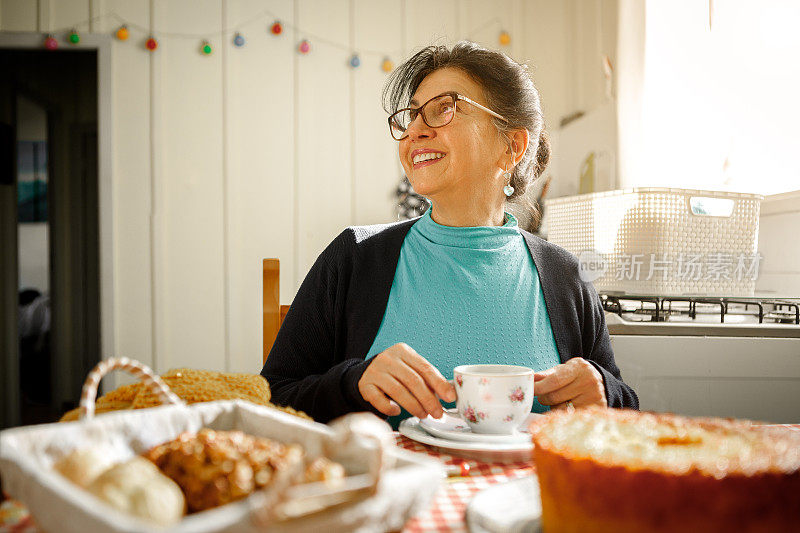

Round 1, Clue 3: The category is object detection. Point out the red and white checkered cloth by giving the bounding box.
[397,435,534,533]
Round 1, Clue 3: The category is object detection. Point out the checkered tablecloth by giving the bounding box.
[397,434,534,533]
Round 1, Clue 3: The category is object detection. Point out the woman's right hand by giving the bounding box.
[358,343,456,420]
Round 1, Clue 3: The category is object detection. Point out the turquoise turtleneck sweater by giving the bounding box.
[366,207,561,424]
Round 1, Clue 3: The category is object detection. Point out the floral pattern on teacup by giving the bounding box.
[462,405,487,424]
[455,375,463,387]
[509,386,526,403]
[503,414,515,422]
[481,392,493,402]
[479,377,490,386]
[462,405,477,423]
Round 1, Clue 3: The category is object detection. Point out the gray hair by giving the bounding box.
[383,41,551,228]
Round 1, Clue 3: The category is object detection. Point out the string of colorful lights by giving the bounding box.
[39,9,511,72]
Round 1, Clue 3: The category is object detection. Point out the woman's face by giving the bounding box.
[398,68,508,203]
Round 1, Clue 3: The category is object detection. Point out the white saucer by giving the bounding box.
[398,416,537,463]
[419,411,533,444]
[466,475,542,533]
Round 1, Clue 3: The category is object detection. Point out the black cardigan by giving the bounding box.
[261,218,638,422]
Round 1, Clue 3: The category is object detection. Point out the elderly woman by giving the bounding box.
[261,41,638,424]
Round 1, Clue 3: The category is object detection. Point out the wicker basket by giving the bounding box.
[0,358,443,532]
[544,188,763,296]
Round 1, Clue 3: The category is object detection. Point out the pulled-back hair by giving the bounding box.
[383,41,550,229]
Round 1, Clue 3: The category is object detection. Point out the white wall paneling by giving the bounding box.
[352,0,403,227]
[520,1,569,130]
[226,0,295,373]
[0,0,38,31]
[405,0,458,51]
[459,0,512,50]
[2,0,602,376]
[104,0,154,375]
[52,0,89,32]
[156,0,227,372]
[295,0,352,284]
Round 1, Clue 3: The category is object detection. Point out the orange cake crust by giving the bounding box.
[530,408,800,533]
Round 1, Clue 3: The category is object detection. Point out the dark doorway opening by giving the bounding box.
[1,49,100,428]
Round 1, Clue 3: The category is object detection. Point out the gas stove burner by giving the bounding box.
[766,302,800,324]
[600,294,800,325]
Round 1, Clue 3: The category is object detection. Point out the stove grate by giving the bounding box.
[601,295,800,325]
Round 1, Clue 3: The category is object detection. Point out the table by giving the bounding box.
[2,425,799,532]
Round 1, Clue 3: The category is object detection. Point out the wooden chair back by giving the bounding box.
[263,259,280,364]
[263,258,290,365]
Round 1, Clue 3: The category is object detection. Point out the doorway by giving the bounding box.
[0,49,100,428]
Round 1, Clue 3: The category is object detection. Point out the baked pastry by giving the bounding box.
[53,447,115,488]
[131,368,273,409]
[144,429,321,513]
[59,368,312,422]
[304,456,346,485]
[87,456,185,526]
[530,407,800,533]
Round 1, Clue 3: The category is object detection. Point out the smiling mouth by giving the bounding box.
[412,153,446,169]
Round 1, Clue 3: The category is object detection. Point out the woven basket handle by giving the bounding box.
[79,357,184,420]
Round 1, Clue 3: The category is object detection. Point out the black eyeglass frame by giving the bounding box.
[387,91,508,141]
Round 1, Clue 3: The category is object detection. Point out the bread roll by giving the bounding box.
[87,456,185,526]
[53,447,115,488]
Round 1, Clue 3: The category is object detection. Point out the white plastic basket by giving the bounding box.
[0,358,444,532]
[544,188,763,296]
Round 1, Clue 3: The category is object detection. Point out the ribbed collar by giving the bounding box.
[413,207,520,249]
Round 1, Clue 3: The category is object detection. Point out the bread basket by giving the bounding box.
[0,358,443,532]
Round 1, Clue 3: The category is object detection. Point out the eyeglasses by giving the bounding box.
[388,91,507,141]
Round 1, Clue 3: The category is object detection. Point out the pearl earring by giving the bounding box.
[503,170,514,197]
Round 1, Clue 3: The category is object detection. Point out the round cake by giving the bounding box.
[530,408,800,533]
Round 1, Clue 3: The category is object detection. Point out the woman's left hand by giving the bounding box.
[534,358,607,410]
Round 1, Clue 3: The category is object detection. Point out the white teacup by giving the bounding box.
[452,364,534,435]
